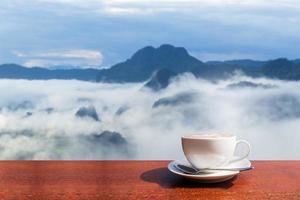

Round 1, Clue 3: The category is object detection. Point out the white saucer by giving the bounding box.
[168,157,251,183]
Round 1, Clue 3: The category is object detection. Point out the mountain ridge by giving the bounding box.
[1,44,300,82]
[0,63,99,81]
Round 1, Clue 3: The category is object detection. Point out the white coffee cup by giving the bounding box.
[181,134,250,169]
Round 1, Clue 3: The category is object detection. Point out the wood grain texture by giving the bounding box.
[0,161,299,200]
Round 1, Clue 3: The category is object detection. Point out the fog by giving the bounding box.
[0,74,299,160]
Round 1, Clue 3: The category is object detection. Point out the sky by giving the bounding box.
[1,0,300,68]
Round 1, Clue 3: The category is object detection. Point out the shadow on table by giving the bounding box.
[140,167,236,189]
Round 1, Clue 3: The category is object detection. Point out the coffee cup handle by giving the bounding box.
[229,140,251,163]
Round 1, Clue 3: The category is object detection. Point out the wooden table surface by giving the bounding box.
[0,161,299,200]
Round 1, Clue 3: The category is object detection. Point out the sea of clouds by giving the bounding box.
[0,74,299,160]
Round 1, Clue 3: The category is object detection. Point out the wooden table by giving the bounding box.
[0,161,299,199]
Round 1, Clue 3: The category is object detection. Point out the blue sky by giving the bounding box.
[1,0,300,68]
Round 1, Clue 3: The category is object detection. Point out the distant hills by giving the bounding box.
[0,64,98,81]
[1,44,300,83]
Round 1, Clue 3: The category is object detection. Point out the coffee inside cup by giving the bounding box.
[182,133,234,139]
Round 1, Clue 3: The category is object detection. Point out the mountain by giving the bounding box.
[86,130,132,159]
[226,81,277,89]
[194,58,300,80]
[75,105,100,121]
[143,68,177,91]
[152,92,196,108]
[96,44,205,82]
[292,59,300,64]
[259,58,300,80]
[1,44,300,82]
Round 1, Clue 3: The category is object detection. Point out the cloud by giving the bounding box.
[34,49,102,60]
[36,0,300,11]
[13,0,300,17]
[102,7,176,16]
[13,49,103,68]
[0,75,300,160]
